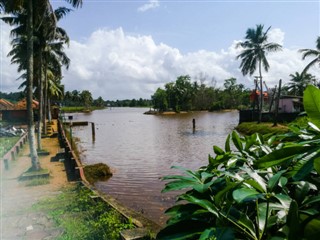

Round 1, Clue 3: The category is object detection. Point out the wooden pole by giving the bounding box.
[91,122,96,142]
[273,79,282,127]
[192,119,196,133]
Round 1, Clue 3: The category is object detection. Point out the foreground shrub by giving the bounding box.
[158,85,320,240]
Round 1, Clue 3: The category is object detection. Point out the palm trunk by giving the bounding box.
[37,48,43,150]
[27,0,40,171]
[43,57,48,135]
[258,60,263,123]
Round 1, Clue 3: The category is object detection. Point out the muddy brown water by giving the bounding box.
[66,108,238,225]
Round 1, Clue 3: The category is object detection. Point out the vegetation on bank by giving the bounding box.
[0,136,20,158]
[236,122,289,135]
[83,163,113,184]
[61,106,105,113]
[152,75,251,112]
[157,85,320,240]
[33,184,134,240]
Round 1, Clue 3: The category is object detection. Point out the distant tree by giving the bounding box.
[300,36,320,73]
[80,90,93,109]
[174,75,193,111]
[152,88,168,112]
[236,24,282,123]
[287,71,317,96]
[93,96,105,107]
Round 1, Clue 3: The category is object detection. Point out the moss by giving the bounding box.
[83,163,113,184]
[236,122,289,135]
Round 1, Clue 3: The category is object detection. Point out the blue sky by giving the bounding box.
[1,0,320,99]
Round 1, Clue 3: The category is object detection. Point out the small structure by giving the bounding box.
[0,98,39,123]
[0,99,15,120]
[278,95,302,113]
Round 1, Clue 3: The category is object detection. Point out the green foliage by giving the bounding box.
[25,177,50,186]
[158,85,320,240]
[0,136,20,158]
[151,75,251,112]
[236,122,288,135]
[35,185,134,240]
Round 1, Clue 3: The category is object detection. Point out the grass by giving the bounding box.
[0,136,20,158]
[25,177,50,186]
[33,184,136,240]
[61,106,105,113]
[235,122,289,135]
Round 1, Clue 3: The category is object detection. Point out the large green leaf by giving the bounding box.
[267,170,286,191]
[313,157,320,174]
[232,188,262,203]
[157,220,210,240]
[287,200,301,240]
[303,85,320,128]
[179,194,219,217]
[199,227,235,240]
[255,146,314,168]
[232,131,243,152]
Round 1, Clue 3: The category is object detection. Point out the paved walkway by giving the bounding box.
[0,123,69,240]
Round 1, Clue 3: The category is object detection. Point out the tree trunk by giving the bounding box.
[37,48,43,150]
[43,57,48,135]
[27,0,40,171]
[258,60,263,123]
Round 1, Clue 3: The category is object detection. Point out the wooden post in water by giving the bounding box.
[91,122,96,142]
[192,118,196,133]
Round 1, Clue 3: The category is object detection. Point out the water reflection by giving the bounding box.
[69,108,238,225]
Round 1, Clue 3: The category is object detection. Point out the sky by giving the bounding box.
[1,0,320,100]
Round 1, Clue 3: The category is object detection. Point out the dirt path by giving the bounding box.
[0,121,70,240]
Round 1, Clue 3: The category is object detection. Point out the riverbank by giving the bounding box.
[0,125,69,239]
[0,120,153,239]
[235,122,289,135]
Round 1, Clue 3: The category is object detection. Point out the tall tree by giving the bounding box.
[300,36,320,73]
[236,24,282,123]
[0,0,82,170]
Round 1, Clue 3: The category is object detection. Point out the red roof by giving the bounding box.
[14,98,39,110]
[0,99,15,110]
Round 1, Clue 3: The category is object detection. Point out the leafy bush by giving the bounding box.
[157,85,320,240]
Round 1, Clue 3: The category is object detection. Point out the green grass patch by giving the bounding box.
[61,106,105,113]
[25,177,50,186]
[0,136,20,158]
[33,184,135,240]
[236,122,289,135]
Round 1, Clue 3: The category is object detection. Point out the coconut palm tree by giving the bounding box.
[236,24,282,123]
[287,71,317,96]
[0,0,82,170]
[3,5,71,149]
[300,36,320,73]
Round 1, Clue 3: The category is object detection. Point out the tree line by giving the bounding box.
[152,75,251,112]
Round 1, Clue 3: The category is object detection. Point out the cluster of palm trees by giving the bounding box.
[0,0,82,170]
[236,24,319,123]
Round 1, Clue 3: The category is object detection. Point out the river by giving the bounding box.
[67,108,239,225]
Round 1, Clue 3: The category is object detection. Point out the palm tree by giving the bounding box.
[1,0,82,170]
[236,24,282,123]
[3,4,71,149]
[287,71,317,96]
[300,36,320,73]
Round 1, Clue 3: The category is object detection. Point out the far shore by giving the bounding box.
[144,109,238,115]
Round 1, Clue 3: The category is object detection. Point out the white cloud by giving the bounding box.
[137,0,160,12]
[0,23,21,93]
[1,26,319,100]
[268,28,285,46]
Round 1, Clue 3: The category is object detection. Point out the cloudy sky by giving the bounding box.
[1,0,319,100]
